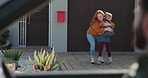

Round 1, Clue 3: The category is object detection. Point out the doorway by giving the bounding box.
[26,5,49,46]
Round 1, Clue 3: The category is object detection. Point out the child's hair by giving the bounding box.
[103,12,112,23]
[106,12,113,18]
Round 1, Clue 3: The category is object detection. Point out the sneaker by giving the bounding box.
[107,57,113,64]
[91,58,95,64]
[101,57,105,63]
[97,57,102,65]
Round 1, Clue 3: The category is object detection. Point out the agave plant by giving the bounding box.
[0,48,23,61]
[0,48,23,70]
[29,48,64,72]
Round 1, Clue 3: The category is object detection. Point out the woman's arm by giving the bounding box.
[110,21,115,29]
[91,22,106,35]
[105,21,115,29]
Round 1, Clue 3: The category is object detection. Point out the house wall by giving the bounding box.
[8,21,19,47]
[8,0,136,52]
[49,0,68,52]
[8,0,68,52]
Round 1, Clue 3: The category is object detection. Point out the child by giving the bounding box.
[97,12,115,65]
[102,12,115,37]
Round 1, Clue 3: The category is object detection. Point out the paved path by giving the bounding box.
[12,50,138,73]
[57,52,138,70]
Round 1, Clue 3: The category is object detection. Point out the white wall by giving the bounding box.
[8,21,19,47]
[49,0,68,52]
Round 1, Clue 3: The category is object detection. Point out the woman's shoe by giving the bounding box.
[91,58,95,64]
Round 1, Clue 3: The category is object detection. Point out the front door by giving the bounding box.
[27,6,49,46]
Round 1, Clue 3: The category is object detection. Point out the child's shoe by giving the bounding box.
[101,58,105,63]
[107,57,113,64]
[97,57,102,65]
[90,58,95,64]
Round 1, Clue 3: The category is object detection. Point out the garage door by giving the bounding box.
[68,0,134,52]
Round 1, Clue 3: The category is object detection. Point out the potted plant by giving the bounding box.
[4,58,16,71]
[29,48,64,73]
[0,30,11,49]
[0,48,23,71]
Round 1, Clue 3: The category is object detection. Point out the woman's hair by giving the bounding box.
[135,0,148,49]
[90,10,104,26]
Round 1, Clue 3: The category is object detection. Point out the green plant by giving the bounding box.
[0,30,9,45]
[29,48,64,72]
[0,48,23,61]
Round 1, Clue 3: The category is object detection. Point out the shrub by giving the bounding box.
[0,30,9,45]
[29,48,64,72]
[0,48,23,61]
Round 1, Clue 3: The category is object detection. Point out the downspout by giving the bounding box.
[49,0,53,49]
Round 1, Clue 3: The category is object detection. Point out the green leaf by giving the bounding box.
[50,62,57,69]
[34,50,36,57]
[29,56,33,64]
[51,65,60,71]
[17,51,23,61]
[54,55,57,64]
[48,48,55,66]
[45,55,50,66]
[3,49,10,58]
[0,48,7,57]
[42,50,46,57]
[34,51,40,64]
[39,65,43,71]
[34,56,40,64]
[51,59,65,71]
[44,54,49,65]
[14,51,19,61]
[7,51,11,58]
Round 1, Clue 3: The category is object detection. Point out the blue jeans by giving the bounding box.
[87,34,106,58]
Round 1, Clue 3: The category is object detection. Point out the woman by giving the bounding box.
[86,10,113,64]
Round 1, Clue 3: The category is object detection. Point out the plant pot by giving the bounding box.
[6,63,16,72]
[5,61,19,72]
